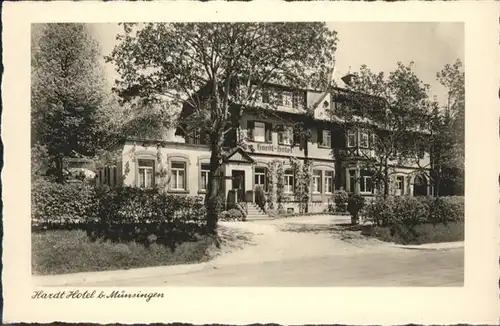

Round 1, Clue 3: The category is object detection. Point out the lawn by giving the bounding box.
[32,229,215,275]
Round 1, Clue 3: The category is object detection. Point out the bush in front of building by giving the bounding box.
[362,195,464,244]
[218,209,246,221]
[89,187,208,248]
[347,193,366,225]
[32,178,98,231]
[333,190,349,212]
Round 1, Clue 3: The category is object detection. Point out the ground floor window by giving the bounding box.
[200,163,210,192]
[395,175,405,195]
[170,161,186,190]
[348,169,356,192]
[360,170,374,194]
[284,169,294,193]
[312,170,322,193]
[324,170,334,194]
[138,159,155,188]
[254,167,266,190]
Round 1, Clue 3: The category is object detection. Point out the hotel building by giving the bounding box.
[97,82,432,213]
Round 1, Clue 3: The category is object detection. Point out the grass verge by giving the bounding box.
[361,221,464,245]
[32,230,215,275]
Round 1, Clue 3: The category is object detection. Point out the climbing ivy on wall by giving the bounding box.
[275,160,285,212]
[155,144,170,194]
[266,161,276,209]
[289,157,311,214]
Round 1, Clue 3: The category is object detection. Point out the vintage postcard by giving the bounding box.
[2,1,499,324]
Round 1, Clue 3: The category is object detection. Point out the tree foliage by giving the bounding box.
[31,23,106,182]
[429,59,464,195]
[331,62,430,197]
[108,22,338,233]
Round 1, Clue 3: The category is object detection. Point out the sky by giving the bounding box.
[89,22,464,106]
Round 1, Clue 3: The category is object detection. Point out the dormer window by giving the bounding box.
[282,92,293,107]
[278,125,293,145]
[318,129,331,148]
[360,130,369,148]
[347,130,357,148]
[292,92,303,109]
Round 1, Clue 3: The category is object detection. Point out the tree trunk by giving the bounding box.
[383,158,389,199]
[205,144,222,235]
[55,155,65,184]
[304,134,309,213]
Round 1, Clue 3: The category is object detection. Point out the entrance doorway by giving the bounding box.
[413,174,428,196]
[232,170,246,202]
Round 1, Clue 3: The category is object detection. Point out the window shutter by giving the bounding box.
[317,128,323,145]
[265,123,273,142]
[247,120,254,140]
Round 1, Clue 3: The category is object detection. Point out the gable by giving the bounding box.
[312,92,332,121]
[224,148,254,164]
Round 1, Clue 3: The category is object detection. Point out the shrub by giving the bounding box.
[347,193,365,225]
[254,186,266,211]
[333,190,349,212]
[32,179,97,230]
[429,196,464,224]
[89,187,208,248]
[391,196,429,229]
[227,208,244,221]
[219,208,246,221]
[363,195,394,226]
[234,203,247,218]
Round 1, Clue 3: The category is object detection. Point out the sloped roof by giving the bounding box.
[223,147,255,164]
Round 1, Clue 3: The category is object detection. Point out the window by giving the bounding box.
[348,169,356,193]
[322,130,331,147]
[113,167,117,187]
[371,132,377,148]
[262,89,270,103]
[360,170,373,194]
[292,92,302,108]
[396,175,405,196]
[253,122,266,142]
[318,129,331,148]
[324,171,334,194]
[312,170,322,193]
[284,169,294,193]
[200,163,210,192]
[347,130,357,147]
[138,159,155,188]
[278,126,293,145]
[254,167,266,190]
[360,130,369,148]
[282,91,293,106]
[170,162,186,191]
[417,145,425,159]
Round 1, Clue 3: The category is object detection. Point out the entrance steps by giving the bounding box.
[245,203,272,221]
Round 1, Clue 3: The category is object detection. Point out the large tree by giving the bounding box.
[330,62,430,198]
[108,23,337,233]
[31,23,106,182]
[428,59,464,196]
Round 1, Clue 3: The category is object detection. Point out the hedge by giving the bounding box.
[361,195,464,244]
[32,179,97,230]
[32,181,209,249]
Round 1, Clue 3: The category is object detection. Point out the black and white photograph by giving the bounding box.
[30,21,465,287]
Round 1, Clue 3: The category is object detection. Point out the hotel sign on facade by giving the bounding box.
[255,143,293,154]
